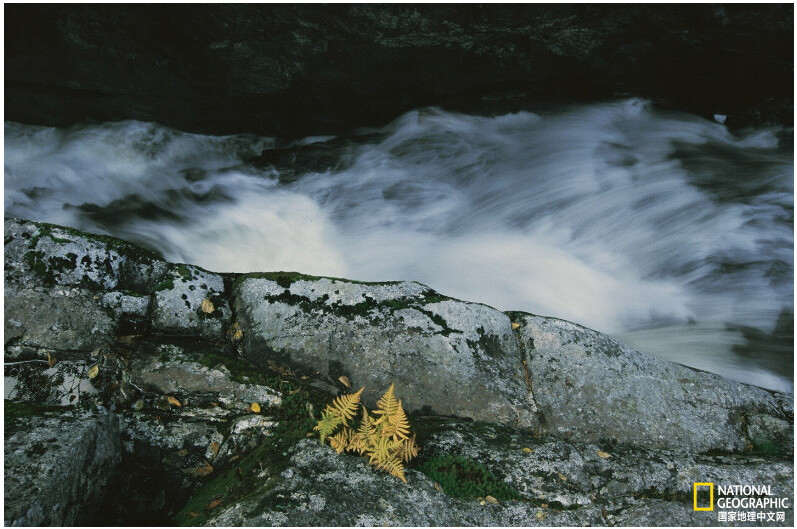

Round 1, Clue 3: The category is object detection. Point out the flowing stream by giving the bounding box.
[5,99,793,391]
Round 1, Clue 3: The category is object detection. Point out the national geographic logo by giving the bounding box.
[694,482,791,523]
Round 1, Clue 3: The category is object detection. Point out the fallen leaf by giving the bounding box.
[206,498,222,509]
[250,402,261,413]
[46,352,57,368]
[485,495,499,504]
[536,511,547,520]
[289,388,301,395]
[597,450,612,459]
[229,455,240,462]
[479,500,486,506]
[522,447,533,453]
[301,375,308,380]
[90,349,100,357]
[209,441,220,457]
[87,364,99,378]
[194,464,214,477]
[167,396,182,407]
[200,298,215,314]
[338,376,351,388]
[434,482,442,492]
[188,512,199,518]
[227,322,243,341]
[511,322,520,330]
[305,432,314,437]
[558,473,567,481]
[541,503,548,508]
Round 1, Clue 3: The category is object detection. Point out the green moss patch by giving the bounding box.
[416,454,521,501]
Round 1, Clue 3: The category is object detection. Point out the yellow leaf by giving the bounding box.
[485,495,499,504]
[227,322,243,341]
[46,352,57,368]
[87,364,99,379]
[558,473,567,481]
[194,463,213,477]
[511,322,520,330]
[339,376,351,388]
[250,402,261,413]
[167,396,182,407]
[522,447,533,453]
[536,511,547,520]
[200,298,215,314]
[434,482,442,492]
[209,441,220,457]
[597,450,612,459]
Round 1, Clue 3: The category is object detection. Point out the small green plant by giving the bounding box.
[313,383,419,483]
[417,454,521,500]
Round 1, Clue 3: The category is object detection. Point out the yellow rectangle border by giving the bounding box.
[693,482,714,511]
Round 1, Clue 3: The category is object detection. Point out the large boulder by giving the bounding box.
[511,312,793,453]
[234,274,538,429]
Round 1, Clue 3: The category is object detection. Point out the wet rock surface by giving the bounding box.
[4,407,121,526]
[4,217,794,526]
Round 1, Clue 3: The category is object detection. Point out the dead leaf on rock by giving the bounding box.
[597,450,612,459]
[338,376,351,388]
[87,364,99,379]
[209,441,220,457]
[194,464,214,477]
[536,511,547,520]
[485,495,499,504]
[46,352,57,368]
[229,455,240,462]
[522,447,533,453]
[167,396,182,407]
[206,498,222,509]
[434,482,442,492]
[511,322,520,330]
[250,402,261,413]
[200,298,215,314]
[227,322,243,341]
[558,473,567,481]
[188,511,199,518]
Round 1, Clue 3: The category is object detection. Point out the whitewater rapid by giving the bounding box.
[5,99,793,391]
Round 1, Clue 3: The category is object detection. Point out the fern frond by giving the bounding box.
[368,434,400,466]
[373,383,400,424]
[396,433,419,462]
[326,386,364,426]
[375,457,407,483]
[386,400,411,440]
[313,409,342,444]
[348,407,376,455]
[329,428,351,454]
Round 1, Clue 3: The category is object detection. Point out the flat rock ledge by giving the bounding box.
[4,217,794,526]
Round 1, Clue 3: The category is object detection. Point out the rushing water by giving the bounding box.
[4,99,793,391]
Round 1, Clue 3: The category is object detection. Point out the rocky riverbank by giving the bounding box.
[4,217,793,526]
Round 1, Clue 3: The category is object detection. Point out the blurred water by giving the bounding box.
[5,99,793,391]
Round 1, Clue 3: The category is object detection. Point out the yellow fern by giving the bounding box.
[329,428,351,454]
[373,383,400,424]
[326,386,364,426]
[314,383,418,483]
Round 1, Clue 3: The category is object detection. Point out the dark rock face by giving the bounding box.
[5,4,792,136]
[3,217,794,526]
